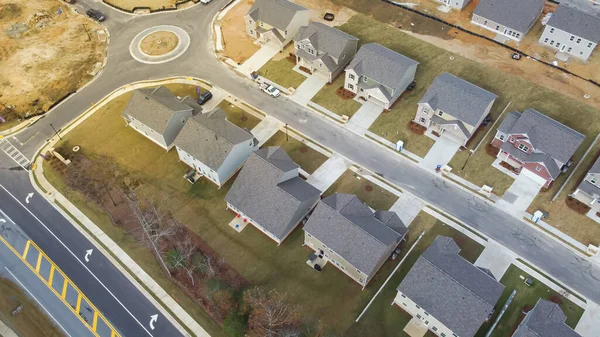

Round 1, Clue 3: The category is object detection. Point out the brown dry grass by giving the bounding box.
[104,0,179,11]
[218,0,259,64]
[0,0,106,128]
[140,31,179,56]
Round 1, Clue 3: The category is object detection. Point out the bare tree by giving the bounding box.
[243,287,301,337]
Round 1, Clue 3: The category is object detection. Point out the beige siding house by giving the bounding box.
[173,109,258,187]
[294,22,358,83]
[226,147,320,245]
[303,193,407,287]
[344,43,418,109]
[121,86,197,150]
[571,157,600,212]
[414,73,497,146]
[245,0,309,51]
[395,236,504,337]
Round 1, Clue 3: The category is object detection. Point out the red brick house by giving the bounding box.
[490,109,585,188]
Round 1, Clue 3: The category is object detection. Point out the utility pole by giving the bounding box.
[461,149,474,171]
[285,123,289,142]
[50,123,62,140]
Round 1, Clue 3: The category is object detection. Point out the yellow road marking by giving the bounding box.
[92,312,98,331]
[35,253,43,272]
[75,294,82,313]
[22,240,31,258]
[48,265,55,285]
[0,236,121,337]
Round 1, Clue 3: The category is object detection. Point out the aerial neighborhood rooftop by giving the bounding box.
[8,0,600,336]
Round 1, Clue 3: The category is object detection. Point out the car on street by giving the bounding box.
[260,83,280,98]
[200,0,213,4]
[407,80,416,91]
[86,9,105,22]
[197,91,213,105]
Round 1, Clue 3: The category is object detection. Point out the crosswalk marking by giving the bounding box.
[0,139,31,171]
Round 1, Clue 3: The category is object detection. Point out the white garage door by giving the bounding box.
[520,167,549,186]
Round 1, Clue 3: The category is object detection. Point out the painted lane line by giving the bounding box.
[25,192,34,204]
[85,249,93,263]
[150,314,158,330]
[0,184,155,337]
[5,266,74,337]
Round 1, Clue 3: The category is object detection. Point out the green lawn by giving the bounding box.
[475,264,584,337]
[217,100,261,130]
[311,76,362,118]
[323,170,399,210]
[336,15,599,194]
[449,146,515,196]
[257,58,307,90]
[0,278,65,337]
[261,131,328,174]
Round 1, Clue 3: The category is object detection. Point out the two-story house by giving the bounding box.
[471,0,545,42]
[491,108,585,188]
[435,0,471,11]
[344,43,419,109]
[394,236,504,337]
[303,193,407,287]
[294,22,359,83]
[245,0,309,51]
[173,108,258,187]
[121,86,198,150]
[413,72,497,146]
[512,299,582,337]
[570,157,600,213]
[539,4,600,61]
[225,146,320,245]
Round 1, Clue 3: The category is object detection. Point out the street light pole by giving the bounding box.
[461,149,474,171]
[50,123,62,140]
[285,123,289,142]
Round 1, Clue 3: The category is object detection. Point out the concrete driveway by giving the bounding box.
[419,134,461,171]
[289,74,327,106]
[306,154,351,192]
[497,173,544,215]
[251,116,283,146]
[237,43,279,77]
[346,100,384,135]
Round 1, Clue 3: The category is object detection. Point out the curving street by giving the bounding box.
[2,0,600,335]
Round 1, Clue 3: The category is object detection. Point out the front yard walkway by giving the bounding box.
[419,135,461,171]
[289,74,327,106]
[496,174,544,215]
[251,116,283,147]
[237,43,279,77]
[346,100,384,135]
[306,154,352,193]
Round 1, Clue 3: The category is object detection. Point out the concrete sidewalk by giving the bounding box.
[306,154,351,192]
[289,74,327,106]
[346,100,384,135]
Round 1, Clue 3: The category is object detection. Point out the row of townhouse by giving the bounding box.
[120,73,584,337]
[438,0,600,61]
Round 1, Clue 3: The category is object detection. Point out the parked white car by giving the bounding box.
[200,0,212,4]
[260,83,281,98]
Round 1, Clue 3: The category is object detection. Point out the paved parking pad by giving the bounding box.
[79,297,95,326]
[238,43,279,76]
[389,193,424,226]
[306,154,352,192]
[65,282,79,308]
[474,240,514,280]
[96,315,114,337]
[420,135,461,171]
[24,244,40,267]
[252,116,283,146]
[346,100,384,135]
[51,269,66,294]
[496,174,544,215]
[289,74,327,106]
[38,256,52,282]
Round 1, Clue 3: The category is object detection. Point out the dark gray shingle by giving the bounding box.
[474,0,545,33]
[123,86,192,134]
[246,0,307,32]
[513,299,582,337]
[548,4,600,44]
[294,22,358,61]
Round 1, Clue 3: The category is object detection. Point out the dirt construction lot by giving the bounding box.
[0,0,106,129]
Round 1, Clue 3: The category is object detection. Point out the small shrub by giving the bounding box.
[223,312,248,337]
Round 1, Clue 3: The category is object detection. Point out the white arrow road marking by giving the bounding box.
[149,314,158,330]
[84,249,93,263]
[25,193,34,204]
[0,219,5,223]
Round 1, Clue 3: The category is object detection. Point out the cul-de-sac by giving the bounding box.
[1,0,600,336]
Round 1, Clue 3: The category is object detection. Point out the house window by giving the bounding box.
[416,314,422,319]
[516,33,521,38]
[420,118,426,123]
[423,108,428,114]
[401,294,406,298]
[284,30,287,36]
[329,249,333,254]
[438,111,443,116]
[307,233,312,238]
[495,25,499,30]
[296,44,301,49]
[424,311,429,316]
[483,20,488,25]
[580,51,584,55]
[509,137,515,142]
[588,43,593,48]
[536,165,542,171]
[518,144,529,152]
[402,302,407,306]
[349,74,355,80]
[432,327,438,332]
[591,178,597,184]
[499,134,505,141]
[360,88,364,92]
[556,42,561,48]
[415,305,421,309]
[577,38,581,43]
[348,84,354,90]
[362,76,368,82]
[568,47,572,52]
[359,278,364,283]
[357,269,362,274]
[550,28,554,33]
[570,36,575,41]
[544,38,548,43]
[550,40,555,45]
[181,117,186,124]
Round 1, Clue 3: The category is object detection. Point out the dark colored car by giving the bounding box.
[482,114,493,126]
[63,0,75,3]
[407,80,416,91]
[323,13,335,21]
[86,9,105,22]
[197,91,213,105]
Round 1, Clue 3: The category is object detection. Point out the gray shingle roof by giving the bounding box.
[474,0,545,33]
[590,157,600,174]
[294,22,358,61]
[513,299,582,337]
[225,147,320,241]
[173,109,255,170]
[500,142,561,179]
[575,156,600,198]
[246,0,307,32]
[122,86,192,134]
[497,111,521,134]
[505,109,585,164]
[346,43,419,91]
[419,73,497,127]
[398,236,504,337]
[548,4,600,44]
[303,193,405,276]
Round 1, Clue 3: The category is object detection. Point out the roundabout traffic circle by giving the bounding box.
[129,25,190,64]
